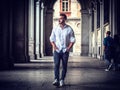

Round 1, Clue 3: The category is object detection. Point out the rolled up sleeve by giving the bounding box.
[103,38,107,46]
[50,29,55,42]
[70,30,75,43]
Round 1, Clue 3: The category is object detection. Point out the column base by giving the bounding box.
[29,54,36,60]
[14,55,30,63]
[35,54,41,59]
[40,53,44,58]
[100,55,104,60]
[94,54,97,58]
[89,53,92,57]
[80,53,89,56]
[80,45,89,56]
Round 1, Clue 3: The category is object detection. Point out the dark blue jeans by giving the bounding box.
[53,51,69,81]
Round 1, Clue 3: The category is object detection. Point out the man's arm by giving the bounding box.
[49,28,58,51]
[67,28,75,52]
[103,38,107,51]
[66,42,74,52]
[103,45,106,51]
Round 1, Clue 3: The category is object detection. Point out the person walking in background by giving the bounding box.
[103,31,114,71]
[49,13,75,87]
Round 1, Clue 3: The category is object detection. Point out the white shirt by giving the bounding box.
[50,24,75,53]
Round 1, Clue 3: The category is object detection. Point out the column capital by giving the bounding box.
[35,0,41,2]
[80,9,89,14]
[88,9,93,15]
[36,1,39,4]
[40,2,44,9]
[46,8,54,14]
[99,0,104,5]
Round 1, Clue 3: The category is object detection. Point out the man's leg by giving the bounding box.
[53,51,60,81]
[61,52,69,80]
[59,52,69,87]
[53,51,60,86]
[104,53,111,71]
[105,57,113,71]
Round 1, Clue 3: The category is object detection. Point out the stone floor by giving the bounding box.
[0,56,120,90]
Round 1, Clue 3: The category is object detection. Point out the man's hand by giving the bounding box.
[66,42,74,52]
[66,47,70,52]
[53,45,59,51]
[50,42,59,51]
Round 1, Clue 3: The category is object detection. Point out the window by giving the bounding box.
[60,0,71,16]
[62,0,69,11]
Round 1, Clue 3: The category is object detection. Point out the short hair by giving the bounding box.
[106,31,111,35]
[60,13,67,20]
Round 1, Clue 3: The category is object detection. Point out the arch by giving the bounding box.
[39,0,90,56]
[42,0,57,8]
[77,0,89,10]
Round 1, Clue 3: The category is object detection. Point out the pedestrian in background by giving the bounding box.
[103,31,114,71]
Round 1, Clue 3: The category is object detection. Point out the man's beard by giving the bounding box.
[59,19,64,24]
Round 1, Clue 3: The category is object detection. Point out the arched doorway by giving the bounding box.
[28,0,90,60]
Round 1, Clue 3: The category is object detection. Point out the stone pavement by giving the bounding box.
[0,56,120,90]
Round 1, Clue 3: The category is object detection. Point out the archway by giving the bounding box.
[28,0,90,60]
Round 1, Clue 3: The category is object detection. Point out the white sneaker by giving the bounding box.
[60,80,64,87]
[105,69,109,71]
[52,79,59,86]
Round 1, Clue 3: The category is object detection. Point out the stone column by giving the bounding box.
[35,1,40,59]
[11,0,29,62]
[99,0,104,60]
[9,0,14,67]
[0,0,14,69]
[40,2,45,57]
[80,9,89,56]
[109,0,115,36]
[45,8,54,56]
[28,0,35,59]
[88,9,92,57]
[93,5,97,58]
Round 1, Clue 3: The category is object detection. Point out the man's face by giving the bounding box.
[106,33,109,36]
[59,16,65,24]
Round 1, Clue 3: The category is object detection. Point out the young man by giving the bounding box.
[103,31,114,71]
[49,13,75,87]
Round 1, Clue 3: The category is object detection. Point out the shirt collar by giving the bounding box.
[59,24,67,29]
